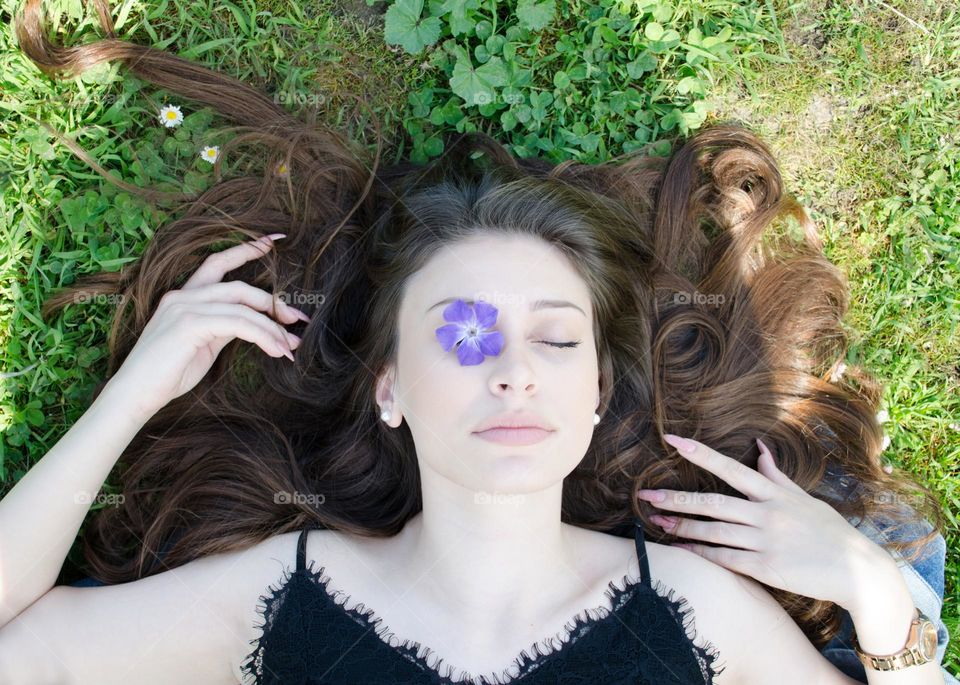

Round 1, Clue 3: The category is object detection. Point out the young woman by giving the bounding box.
[0,0,953,683]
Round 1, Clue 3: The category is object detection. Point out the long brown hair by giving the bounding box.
[17,0,944,648]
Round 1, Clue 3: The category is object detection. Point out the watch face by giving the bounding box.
[920,622,939,659]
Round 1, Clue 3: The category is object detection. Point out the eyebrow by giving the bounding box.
[425,297,587,317]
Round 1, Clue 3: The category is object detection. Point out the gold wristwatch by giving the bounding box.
[852,606,939,671]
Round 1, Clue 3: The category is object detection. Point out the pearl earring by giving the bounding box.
[593,412,600,425]
[381,410,391,422]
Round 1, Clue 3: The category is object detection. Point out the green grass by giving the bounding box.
[1,0,957,673]
[708,0,960,668]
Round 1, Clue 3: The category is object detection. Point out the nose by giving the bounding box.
[487,343,538,396]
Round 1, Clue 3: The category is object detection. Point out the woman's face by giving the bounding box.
[379,233,601,494]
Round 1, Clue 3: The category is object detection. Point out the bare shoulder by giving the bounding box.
[0,528,306,685]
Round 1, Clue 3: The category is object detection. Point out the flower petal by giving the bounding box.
[442,299,473,324]
[477,330,503,356]
[473,301,498,329]
[457,337,485,365]
[435,323,465,351]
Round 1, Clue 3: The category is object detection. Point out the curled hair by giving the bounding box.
[18,0,944,648]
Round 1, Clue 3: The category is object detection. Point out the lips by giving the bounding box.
[472,410,554,433]
[472,426,554,446]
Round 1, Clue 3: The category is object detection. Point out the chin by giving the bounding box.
[463,453,574,494]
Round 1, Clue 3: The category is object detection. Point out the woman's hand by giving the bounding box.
[637,434,895,612]
[105,233,310,417]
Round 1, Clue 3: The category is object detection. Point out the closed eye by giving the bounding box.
[538,341,581,349]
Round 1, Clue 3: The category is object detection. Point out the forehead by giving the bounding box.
[401,235,592,321]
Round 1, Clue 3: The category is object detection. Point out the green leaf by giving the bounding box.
[408,88,434,117]
[660,107,684,131]
[439,0,478,36]
[478,100,499,117]
[436,98,466,124]
[626,52,657,78]
[429,104,447,125]
[516,0,555,31]
[644,22,664,41]
[25,407,45,427]
[476,55,509,84]
[180,37,235,59]
[501,87,524,106]
[485,34,506,55]
[423,136,444,157]
[384,0,442,54]
[121,206,143,231]
[450,53,508,106]
[474,19,493,40]
[675,76,704,96]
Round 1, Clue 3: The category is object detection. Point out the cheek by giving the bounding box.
[400,352,473,417]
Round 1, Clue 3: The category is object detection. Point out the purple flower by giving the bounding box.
[435,299,504,366]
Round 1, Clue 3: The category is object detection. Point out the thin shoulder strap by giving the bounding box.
[296,526,311,572]
[634,516,651,587]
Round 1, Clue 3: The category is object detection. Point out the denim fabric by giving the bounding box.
[815,460,958,683]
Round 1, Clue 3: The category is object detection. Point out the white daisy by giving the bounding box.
[829,361,846,383]
[275,161,289,176]
[200,146,220,164]
[876,409,889,424]
[158,104,184,128]
[881,434,891,451]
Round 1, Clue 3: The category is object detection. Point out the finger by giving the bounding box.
[638,489,758,525]
[756,438,807,495]
[652,516,762,550]
[672,543,790,593]
[169,280,310,325]
[662,434,778,501]
[191,310,297,360]
[179,302,301,352]
[669,542,760,577]
[183,234,286,290]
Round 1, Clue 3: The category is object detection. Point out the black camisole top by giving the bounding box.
[241,516,726,684]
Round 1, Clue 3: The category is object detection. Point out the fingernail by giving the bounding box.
[637,489,666,502]
[756,438,773,462]
[651,514,678,528]
[663,434,697,454]
[294,309,311,323]
[283,348,295,361]
[286,332,302,345]
[264,233,287,242]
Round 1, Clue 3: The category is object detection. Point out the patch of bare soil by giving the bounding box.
[780,0,830,57]
[325,0,387,27]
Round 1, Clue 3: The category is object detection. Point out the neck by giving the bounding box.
[402,470,575,619]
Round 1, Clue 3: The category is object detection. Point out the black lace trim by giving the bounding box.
[242,564,289,683]
[317,561,645,683]
[242,561,726,685]
[649,577,728,684]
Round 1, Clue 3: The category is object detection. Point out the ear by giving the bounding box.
[375,366,401,426]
